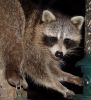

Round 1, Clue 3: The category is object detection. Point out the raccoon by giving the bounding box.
[41,10,84,60]
[21,9,84,97]
[0,0,27,88]
[0,0,84,97]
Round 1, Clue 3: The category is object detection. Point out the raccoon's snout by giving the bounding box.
[55,51,63,58]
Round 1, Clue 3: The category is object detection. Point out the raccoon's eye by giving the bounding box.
[43,35,57,46]
[64,38,77,49]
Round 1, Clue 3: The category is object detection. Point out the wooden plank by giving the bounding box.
[85,0,91,52]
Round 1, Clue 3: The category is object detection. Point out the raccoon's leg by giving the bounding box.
[4,43,27,89]
[5,64,27,89]
[33,73,75,98]
[49,65,83,86]
[25,66,74,98]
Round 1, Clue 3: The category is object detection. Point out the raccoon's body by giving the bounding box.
[0,0,27,87]
[22,9,84,97]
[0,0,84,98]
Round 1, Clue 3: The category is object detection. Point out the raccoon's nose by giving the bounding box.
[55,51,63,58]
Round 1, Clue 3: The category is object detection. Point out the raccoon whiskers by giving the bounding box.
[65,52,81,57]
[66,47,84,55]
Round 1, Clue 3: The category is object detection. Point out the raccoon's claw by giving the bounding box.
[21,79,28,89]
[7,76,28,89]
[64,90,75,98]
[73,77,83,86]
[78,78,84,86]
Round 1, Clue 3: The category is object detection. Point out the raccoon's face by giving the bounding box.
[38,10,84,60]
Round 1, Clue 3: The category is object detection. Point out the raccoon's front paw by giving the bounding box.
[64,89,75,98]
[7,73,28,89]
[71,77,83,86]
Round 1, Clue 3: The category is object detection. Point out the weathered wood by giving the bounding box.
[85,0,91,53]
[74,0,91,99]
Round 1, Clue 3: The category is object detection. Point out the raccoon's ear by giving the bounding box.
[71,16,84,30]
[42,10,56,22]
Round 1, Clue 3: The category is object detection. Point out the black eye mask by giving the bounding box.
[63,38,78,49]
[43,35,58,47]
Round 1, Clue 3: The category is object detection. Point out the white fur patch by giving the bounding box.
[49,44,61,55]
[62,46,67,55]
[57,32,61,39]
